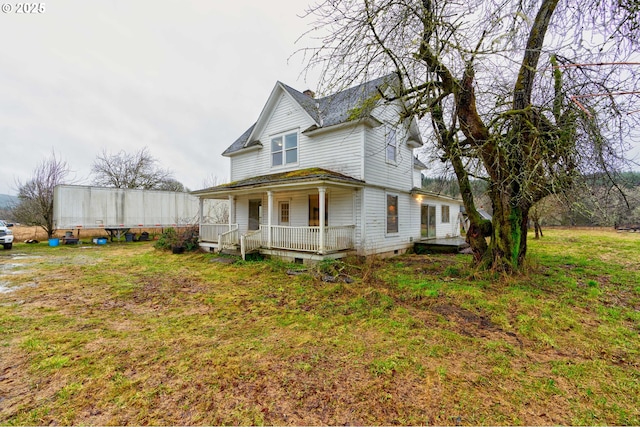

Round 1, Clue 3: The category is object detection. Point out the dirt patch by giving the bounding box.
[432,303,523,348]
[0,351,34,420]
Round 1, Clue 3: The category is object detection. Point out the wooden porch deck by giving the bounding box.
[414,237,469,254]
[200,223,356,260]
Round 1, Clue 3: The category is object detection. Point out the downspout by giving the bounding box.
[360,126,367,255]
[267,191,273,249]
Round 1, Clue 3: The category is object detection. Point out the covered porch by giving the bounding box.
[192,168,364,260]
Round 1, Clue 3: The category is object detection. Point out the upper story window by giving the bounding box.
[386,126,397,163]
[271,131,298,167]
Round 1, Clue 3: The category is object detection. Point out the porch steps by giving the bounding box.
[219,245,241,256]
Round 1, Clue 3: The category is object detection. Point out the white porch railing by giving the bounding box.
[241,228,264,259]
[204,224,356,259]
[219,226,239,250]
[254,225,356,254]
[322,225,356,253]
[200,223,238,243]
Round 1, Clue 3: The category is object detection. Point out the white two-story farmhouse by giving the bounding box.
[192,75,462,262]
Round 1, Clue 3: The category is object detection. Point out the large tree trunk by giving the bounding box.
[488,189,530,271]
[418,0,559,272]
[479,0,558,271]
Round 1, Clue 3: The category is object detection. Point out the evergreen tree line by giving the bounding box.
[422,172,640,228]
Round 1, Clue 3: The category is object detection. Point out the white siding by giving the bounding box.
[360,187,415,255]
[231,92,315,182]
[413,168,423,189]
[329,189,357,226]
[217,85,468,259]
[229,90,366,182]
[410,198,463,240]
[234,195,264,235]
[298,126,364,179]
[230,150,263,183]
[364,102,415,192]
[435,201,462,238]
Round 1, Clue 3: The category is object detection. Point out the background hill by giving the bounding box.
[0,194,18,221]
[0,194,18,208]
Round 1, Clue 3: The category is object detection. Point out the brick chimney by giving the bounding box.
[303,89,315,98]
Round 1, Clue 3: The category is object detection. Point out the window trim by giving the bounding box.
[279,201,290,225]
[441,205,450,224]
[385,125,397,164]
[271,130,299,168]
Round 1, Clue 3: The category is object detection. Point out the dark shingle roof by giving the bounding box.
[315,74,398,127]
[222,123,259,156]
[279,83,323,125]
[224,74,399,156]
[413,156,428,169]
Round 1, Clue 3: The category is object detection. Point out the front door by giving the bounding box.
[279,201,290,225]
[248,199,262,231]
[421,205,436,238]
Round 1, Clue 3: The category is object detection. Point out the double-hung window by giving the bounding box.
[271,131,298,167]
[386,126,397,163]
[386,194,399,233]
[441,205,450,223]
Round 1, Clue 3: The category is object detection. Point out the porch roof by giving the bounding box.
[410,187,464,204]
[192,168,365,198]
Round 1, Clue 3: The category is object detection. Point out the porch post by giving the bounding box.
[198,198,203,237]
[267,191,273,249]
[318,186,326,254]
[228,195,235,230]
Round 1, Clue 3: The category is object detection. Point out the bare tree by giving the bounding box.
[13,151,71,239]
[91,147,176,190]
[530,195,562,239]
[204,200,230,224]
[301,0,640,271]
[201,173,227,189]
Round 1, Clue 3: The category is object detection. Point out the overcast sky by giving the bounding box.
[3,2,639,197]
[0,0,319,195]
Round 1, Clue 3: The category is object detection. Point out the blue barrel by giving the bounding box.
[49,238,60,247]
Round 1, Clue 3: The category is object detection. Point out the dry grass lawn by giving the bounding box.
[1,228,639,425]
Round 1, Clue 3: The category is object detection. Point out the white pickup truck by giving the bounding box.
[0,220,14,249]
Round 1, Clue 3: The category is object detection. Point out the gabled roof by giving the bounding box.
[192,167,365,197]
[221,123,259,156]
[307,74,398,129]
[413,156,428,170]
[223,74,404,156]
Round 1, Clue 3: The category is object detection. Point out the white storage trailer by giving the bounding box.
[53,185,207,239]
